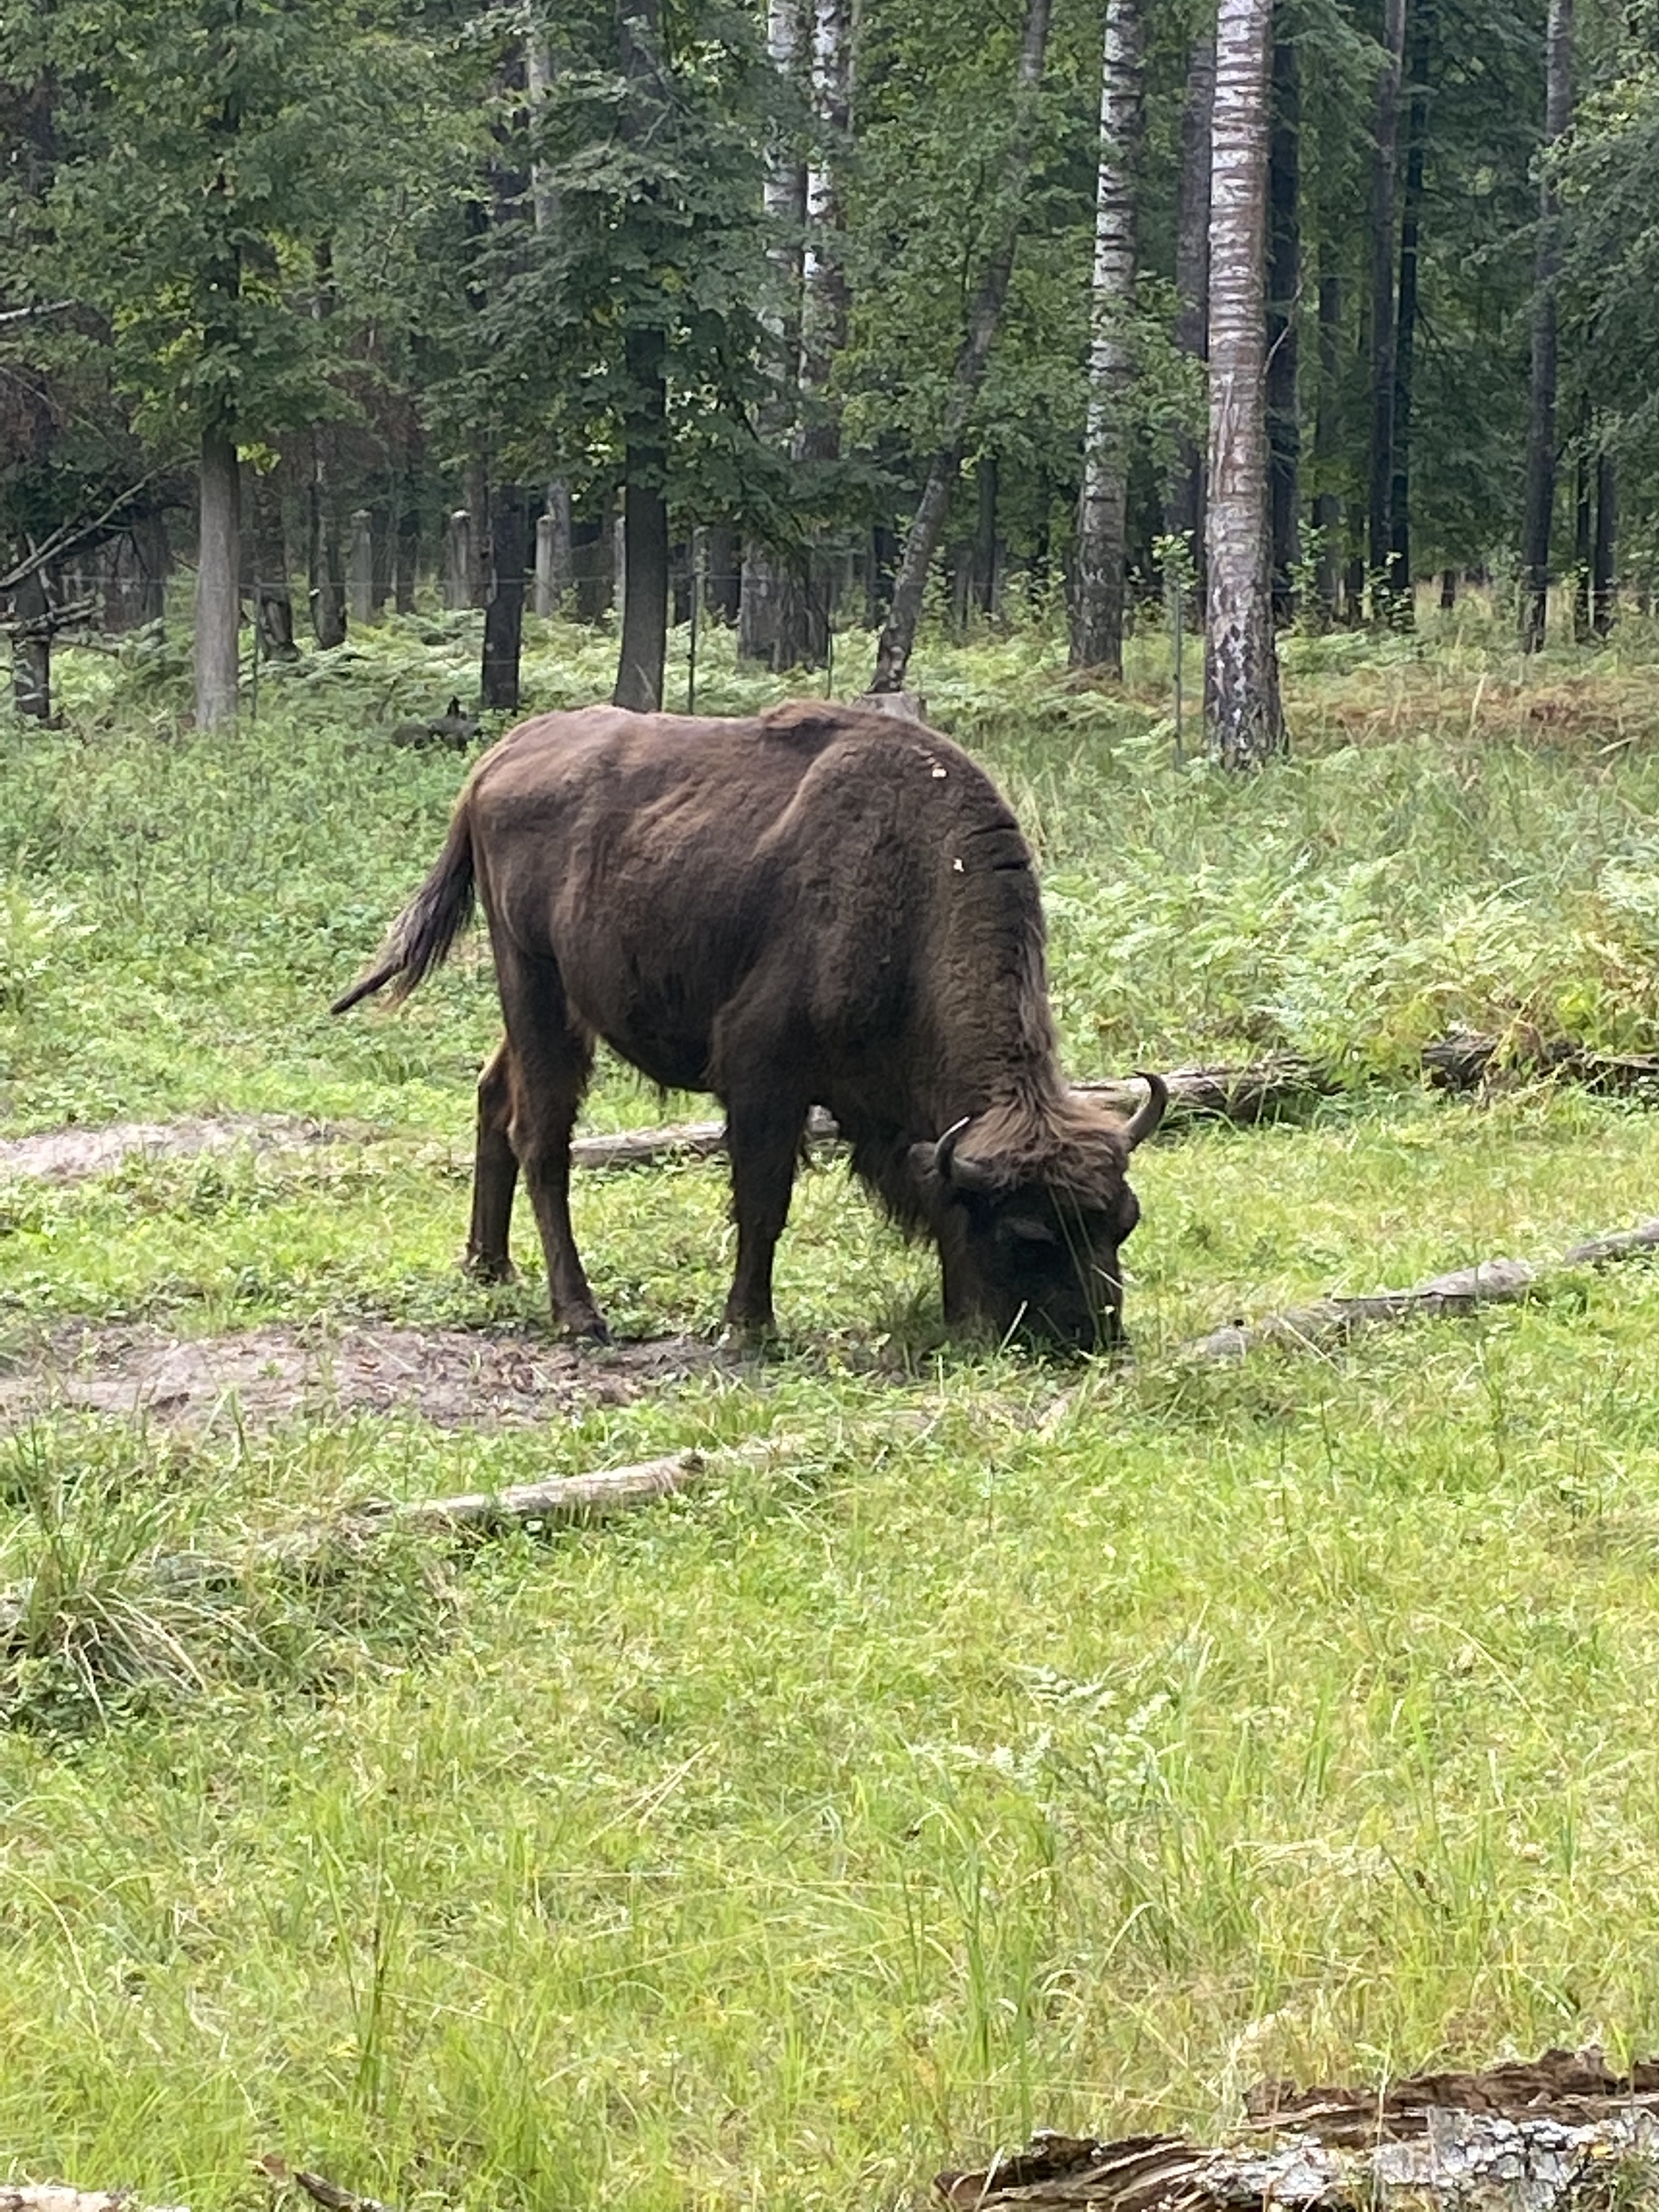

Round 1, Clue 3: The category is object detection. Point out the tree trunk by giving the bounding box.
[776,0,851,673]
[11,564,51,721]
[1593,448,1616,636]
[347,507,374,626]
[704,524,740,621]
[1165,33,1215,580]
[1388,0,1430,626]
[443,510,471,610]
[1572,436,1592,644]
[394,490,420,616]
[307,429,346,649]
[195,420,241,728]
[1520,0,1574,653]
[526,32,575,622]
[870,0,1052,693]
[1367,0,1406,623]
[463,460,490,610]
[535,483,573,616]
[132,508,170,627]
[1071,0,1143,677]
[973,456,1000,616]
[1311,266,1342,626]
[1204,0,1285,768]
[248,471,298,662]
[1266,32,1299,626]
[480,482,528,709]
[614,324,670,712]
[740,0,808,667]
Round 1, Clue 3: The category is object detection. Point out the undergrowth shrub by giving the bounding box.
[8,601,1659,1113]
[0,1419,458,1735]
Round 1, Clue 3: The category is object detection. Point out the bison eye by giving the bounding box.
[1003,1216,1059,1247]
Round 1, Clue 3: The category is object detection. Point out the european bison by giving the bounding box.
[332,701,1165,1348]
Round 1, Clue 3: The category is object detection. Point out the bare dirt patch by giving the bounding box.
[0,1321,725,1432]
[0,1115,351,1184]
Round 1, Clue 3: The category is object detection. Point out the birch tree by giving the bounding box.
[1520,0,1573,653]
[1164,33,1214,578]
[868,0,1051,696]
[775,0,851,672]
[1205,0,1285,768]
[1366,0,1407,623]
[739,0,806,666]
[1069,0,1142,679]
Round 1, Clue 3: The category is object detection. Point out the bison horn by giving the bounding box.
[1124,1070,1168,1150]
[933,1116,971,1180]
[935,1115,996,1191]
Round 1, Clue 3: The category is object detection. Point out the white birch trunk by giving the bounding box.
[527,25,574,617]
[526,19,558,237]
[1204,0,1285,767]
[740,0,808,663]
[869,0,1052,693]
[776,0,853,669]
[1520,0,1574,651]
[799,0,850,411]
[194,422,241,730]
[1070,0,1142,676]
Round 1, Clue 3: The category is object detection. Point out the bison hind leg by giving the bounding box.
[495,956,608,1340]
[465,1038,520,1282]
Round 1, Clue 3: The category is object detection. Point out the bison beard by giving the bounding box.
[332,701,1166,1349]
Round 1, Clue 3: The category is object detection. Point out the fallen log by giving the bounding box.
[351,1449,710,1536]
[570,1033,1659,1175]
[1423,1030,1659,1095]
[0,2168,395,2212]
[569,1063,1332,1175]
[1073,1058,1333,1126]
[1185,1217,1659,1362]
[0,2194,190,2212]
[0,1449,720,1647]
[938,2048,1659,2212]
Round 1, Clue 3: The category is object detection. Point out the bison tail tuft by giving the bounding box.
[330,811,476,1015]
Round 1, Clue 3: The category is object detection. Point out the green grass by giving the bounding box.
[6,602,1659,2209]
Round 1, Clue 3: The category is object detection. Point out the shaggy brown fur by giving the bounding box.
[333,700,1164,1346]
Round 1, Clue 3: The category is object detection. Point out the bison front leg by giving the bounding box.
[723,1090,808,1340]
[464,1038,518,1282]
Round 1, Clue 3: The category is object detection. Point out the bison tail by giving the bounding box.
[330,810,476,1015]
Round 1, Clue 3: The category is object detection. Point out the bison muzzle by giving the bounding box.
[332,701,1165,1349]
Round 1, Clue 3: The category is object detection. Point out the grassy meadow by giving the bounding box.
[6,596,1659,2210]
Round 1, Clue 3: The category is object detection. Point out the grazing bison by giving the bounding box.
[332,701,1166,1349]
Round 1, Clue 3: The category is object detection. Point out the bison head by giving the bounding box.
[911,1075,1166,1351]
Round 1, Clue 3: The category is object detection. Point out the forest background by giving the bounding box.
[2,0,1652,731]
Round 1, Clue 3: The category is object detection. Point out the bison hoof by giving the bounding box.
[720,1316,778,1353]
[563,1313,612,1345]
[463,1250,518,1285]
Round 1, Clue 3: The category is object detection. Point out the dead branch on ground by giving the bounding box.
[1184,1217,1659,1362]
[1424,1030,1659,1095]
[1,2194,190,2212]
[939,2048,1659,2212]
